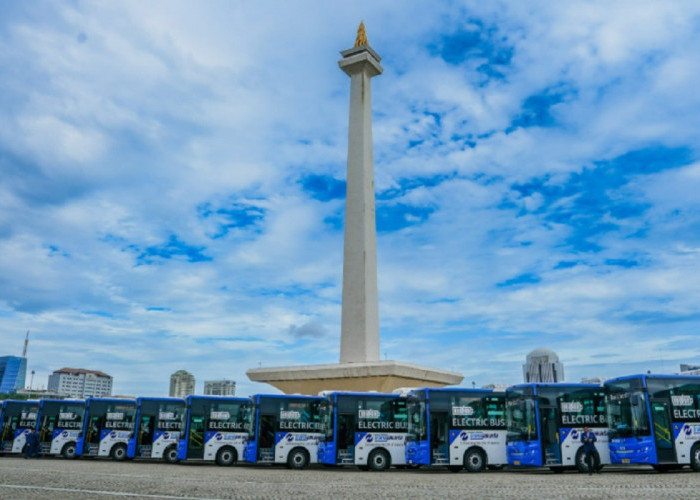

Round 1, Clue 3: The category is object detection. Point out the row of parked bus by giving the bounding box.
[2,373,700,473]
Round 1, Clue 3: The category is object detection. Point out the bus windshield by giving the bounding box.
[606,380,650,438]
[506,396,537,442]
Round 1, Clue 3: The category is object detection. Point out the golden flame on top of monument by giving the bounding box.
[354,21,368,47]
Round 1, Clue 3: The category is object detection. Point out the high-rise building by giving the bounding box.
[0,356,27,393]
[523,348,565,383]
[170,370,195,397]
[48,367,113,398]
[203,379,236,396]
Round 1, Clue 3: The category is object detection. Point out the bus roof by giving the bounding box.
[319,391,399,399]
[39,399,85,405]
[249,393,323,402]
[85,397,136,405]
[507,383,601,392]
[409,387,495,395]
[604,373,700,385]
[136,396,185,404]
[184,395,250,404]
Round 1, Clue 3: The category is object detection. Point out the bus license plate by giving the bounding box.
[622,459,630,463]
[514,460,520,465]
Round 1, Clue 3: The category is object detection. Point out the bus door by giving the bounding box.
[430,410,449,464]
[186,415,206,459]
[540,406,561,465]
[337,412,355,462]
[138,415,155,455]
[650,400,675,463]
[39,413,57,453]
[84,414,103,454]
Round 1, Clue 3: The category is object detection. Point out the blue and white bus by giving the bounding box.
[177,395,251,466]
[605,374,700,472]
[405,388,507,472]
[506,383,609,473]
[37,399,86,458]
[0,400,39,455]
[127,397,185,462]
[76,398,137,460]
[243,394,324,469]
[317,391,408,471]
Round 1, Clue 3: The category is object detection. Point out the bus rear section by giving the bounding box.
[244,394,324,469]
[506,383,609,473]
[0,400,39,455]
[37,399,85,458]
[405,388,507,472]
[76,398,136,460]
[177,395,251,466]
[128,397,185,463]
[606,374,700,472]
[318,391,408,471]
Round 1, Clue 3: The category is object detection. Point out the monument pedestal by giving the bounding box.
[247,361,462,395]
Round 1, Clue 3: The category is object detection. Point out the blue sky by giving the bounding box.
[2,1,700,397]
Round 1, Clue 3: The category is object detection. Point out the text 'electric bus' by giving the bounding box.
[0,400,38,454]
[605,374,700,472]
[317,391,407,471]
[177,395,251,466]
[244,394,324,469]
[37,399,85,458]
[405,388,507,472]
[506,383,609,473]
[127,397,185,462]
[76,398,137,460]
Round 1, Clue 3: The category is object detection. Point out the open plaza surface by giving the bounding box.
[0,458,698,500]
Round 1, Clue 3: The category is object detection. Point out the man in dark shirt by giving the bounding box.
[580,426,598,475]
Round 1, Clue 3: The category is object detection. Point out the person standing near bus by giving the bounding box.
[580,426,598,474]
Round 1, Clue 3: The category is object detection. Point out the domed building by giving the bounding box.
[522,348,565,383]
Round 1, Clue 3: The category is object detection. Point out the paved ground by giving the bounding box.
[1,457,698,499]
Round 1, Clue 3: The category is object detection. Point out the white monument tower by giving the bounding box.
[247,24,463,393]
[339,22,381,363]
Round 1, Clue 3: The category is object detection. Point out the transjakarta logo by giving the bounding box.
[59,412,77,420]
[358,409,380,419]
[107,412,124,420]
[159,411,176,420]
[671,395,693,407]
[110,431,117,439]
[216,433,223,440]
[453,406,474,416]
[281,411,301,420]
[561,402,583,413]
[210,411,231,420]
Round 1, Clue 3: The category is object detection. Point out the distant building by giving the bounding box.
[170,370,195,397]
[680,364,700,376]
[523,348,565,383]
[0,356,27,393]
[481,383,511,391]
[48,367,113,398]
[203,379,236,396]
[580,376,608,386]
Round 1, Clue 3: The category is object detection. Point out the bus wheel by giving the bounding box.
[691,443,700,472]
[111,444,127,461]
[61,443,77,459]
[464,448,486,473]
[575,448,588,473]
[216,446,236,466]
[287,448,309,470]
[448,465,462,473]
[163,445,179,464]
[368,449,390,472]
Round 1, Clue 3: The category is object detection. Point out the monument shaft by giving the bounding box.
[338,44,383,363]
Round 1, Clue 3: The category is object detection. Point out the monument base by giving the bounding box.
[246,360,463,395]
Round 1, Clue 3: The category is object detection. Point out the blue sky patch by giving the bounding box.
[497,272,541,288]
[377,203,434,232]
[135,235,212,264]
[300,174,346,201]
